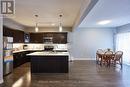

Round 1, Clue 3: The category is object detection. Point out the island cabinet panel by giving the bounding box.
[30,33,43,43]
[31,56,68,73]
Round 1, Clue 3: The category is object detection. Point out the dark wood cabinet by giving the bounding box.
[13,30,24,43]
[3,26,14,37]
[30,32,67,44]
[53,33,67,44]
[13,51,32,68]
[3,26,67,44]
[13,52,26,68]
[43,33,53,37]
[30,33,43,43]
[3,26,24,43]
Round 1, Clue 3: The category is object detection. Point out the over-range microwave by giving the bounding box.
[43,37,53,44]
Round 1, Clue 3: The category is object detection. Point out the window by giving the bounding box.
[116,33,130,65]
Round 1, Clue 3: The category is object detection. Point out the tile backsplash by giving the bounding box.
[27,44,44,50]
[13,43,24,51]
[13,43,68,51]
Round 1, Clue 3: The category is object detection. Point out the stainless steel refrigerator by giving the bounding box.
[3,36,13,75]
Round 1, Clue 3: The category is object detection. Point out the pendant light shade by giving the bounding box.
[59,23,62,32]
[35,23,39,32]
[59,14,63,32]
[35,15,39,32]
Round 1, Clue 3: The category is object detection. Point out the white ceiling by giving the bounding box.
[79,0,130,28]
[7,0,89,27]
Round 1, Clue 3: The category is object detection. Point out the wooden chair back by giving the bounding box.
[97,49,104,54]
[104,51,113,61]
[114,51,123,61]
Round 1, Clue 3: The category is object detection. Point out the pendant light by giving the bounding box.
[35,15,39,32]
[35,23,38,32]
[59,14,63,32]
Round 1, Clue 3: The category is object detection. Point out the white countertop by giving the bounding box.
[13,49,44,53]
[27,52,69,56]
[13,50,27,53]
[13,49,68,53]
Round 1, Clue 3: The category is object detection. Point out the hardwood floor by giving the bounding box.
[1,60,130,87]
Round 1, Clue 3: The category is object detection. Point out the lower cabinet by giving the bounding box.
[13,51,32,68]
[13,51,43,68]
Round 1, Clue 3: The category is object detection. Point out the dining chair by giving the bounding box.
[112,51,123,68]
[104,48,113,52]
[103,51,113,66]
[96,49,104,64]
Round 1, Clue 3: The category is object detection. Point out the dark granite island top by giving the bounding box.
[27,52,69,73]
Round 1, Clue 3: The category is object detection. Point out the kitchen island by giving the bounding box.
[27,52,69,73]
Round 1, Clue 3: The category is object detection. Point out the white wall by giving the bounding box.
[71,27,116,60]
[0,15,3,84]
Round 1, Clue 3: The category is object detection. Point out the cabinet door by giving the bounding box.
[13,52,28,68]
[19,31,24,43]
[13,30,24,43]
[43,33,53,37]
[53,33,67,44]
[13,53,21,68]
[13,30,18,43]
[3,26,24,43]
[30,33,43,43]
[3,26,14,37]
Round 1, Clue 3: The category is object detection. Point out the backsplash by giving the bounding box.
[13,43,68,51]
[13,43,24,51]
[27,44,44,50]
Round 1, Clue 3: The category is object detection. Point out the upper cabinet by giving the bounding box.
[30,33,43,43]
[3,26,67,44]
[3,26,14,37]
[53,33,67,44]
[13,30,24,43]
[3,26,24,43]
[30,32,67,44]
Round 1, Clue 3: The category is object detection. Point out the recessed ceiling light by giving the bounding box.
[98,20,111,25]
[51,23,55,26]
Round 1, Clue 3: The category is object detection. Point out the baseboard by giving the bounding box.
[72,58,96,60]
[0,79,3,84]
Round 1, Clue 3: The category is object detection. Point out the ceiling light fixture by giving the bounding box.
[59,14,63,32]
[51,23,55,26]
[35,15,39,32]
[98,20,111,25]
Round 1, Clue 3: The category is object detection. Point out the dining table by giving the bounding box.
[96,52,116,66]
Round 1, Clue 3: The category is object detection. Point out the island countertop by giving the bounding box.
[27,51,69,56]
